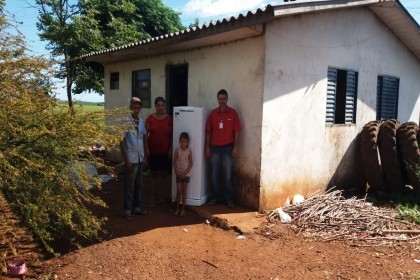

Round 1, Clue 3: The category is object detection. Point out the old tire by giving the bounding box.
[360,120,384,191]
[397,122,420,191]
[377,119,405,190]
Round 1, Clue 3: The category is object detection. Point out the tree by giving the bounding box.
[36,0,184,107]
[132,0,184,38]
[189,18,200,29]
[0,5,121,253]
[35,0,101,107]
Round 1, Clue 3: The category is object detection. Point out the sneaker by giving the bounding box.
[226,201,235,209]
[207,199,217,206]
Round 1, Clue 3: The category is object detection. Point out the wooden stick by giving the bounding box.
[382,230,420,234]
[202,260,219,268]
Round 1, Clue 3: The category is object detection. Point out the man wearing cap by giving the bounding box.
[205,89,241,209]
[120,97,149,219]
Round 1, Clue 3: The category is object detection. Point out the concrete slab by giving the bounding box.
[187,204,264,234]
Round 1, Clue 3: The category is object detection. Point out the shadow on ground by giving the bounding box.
[81,172,259,251]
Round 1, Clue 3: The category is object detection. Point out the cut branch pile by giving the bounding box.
[265,189,420,246]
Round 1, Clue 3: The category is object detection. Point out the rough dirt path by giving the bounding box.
[41,178,420,280]
[2,177,419,279]
[46,220,420,280]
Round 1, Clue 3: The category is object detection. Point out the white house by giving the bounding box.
[83,0,420,211]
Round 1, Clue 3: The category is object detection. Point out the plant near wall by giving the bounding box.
[0,9,121,254]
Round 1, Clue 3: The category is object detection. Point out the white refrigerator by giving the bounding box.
[172,106,211,206]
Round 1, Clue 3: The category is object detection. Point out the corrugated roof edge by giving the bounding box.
[80,4,273,59]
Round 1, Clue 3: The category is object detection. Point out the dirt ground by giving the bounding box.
[2,175,420,279]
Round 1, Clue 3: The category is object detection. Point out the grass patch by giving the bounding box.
[397,204,420,224]
[74,104,104,113]
[57,101,104,113]
[56,101,105,125]
[367,190,419,224]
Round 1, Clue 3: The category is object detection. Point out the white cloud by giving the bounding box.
[183,0,268,19]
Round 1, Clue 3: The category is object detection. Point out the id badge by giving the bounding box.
[219,122,223,129]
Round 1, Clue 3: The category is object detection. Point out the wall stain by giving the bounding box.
[233,166,260,210]
[260,175,327,211]
[259,132,366,211]
[277,69,284,80]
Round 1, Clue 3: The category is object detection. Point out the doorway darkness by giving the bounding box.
[166,64,188,116]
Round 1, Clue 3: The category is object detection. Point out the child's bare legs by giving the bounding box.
[174,182,182,215]
[179,182,188,216]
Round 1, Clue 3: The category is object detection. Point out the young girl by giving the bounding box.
[173,132,193,216]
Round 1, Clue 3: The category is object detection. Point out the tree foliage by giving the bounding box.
[36,0,184,106]
[0,7,121,254]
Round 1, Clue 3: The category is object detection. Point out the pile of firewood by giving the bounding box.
[265,189,420,246]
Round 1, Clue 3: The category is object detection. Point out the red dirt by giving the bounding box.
[2,176,420,279]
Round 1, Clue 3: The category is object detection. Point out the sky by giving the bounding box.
[4,0,420,103]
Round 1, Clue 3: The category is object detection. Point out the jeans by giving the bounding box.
[210,145,233,203]
[124,162,143,216]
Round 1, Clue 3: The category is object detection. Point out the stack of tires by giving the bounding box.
[361,119,419,194]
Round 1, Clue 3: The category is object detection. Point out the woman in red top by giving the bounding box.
[145,96,173,207]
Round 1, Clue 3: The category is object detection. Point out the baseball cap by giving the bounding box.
[130,97,142,105]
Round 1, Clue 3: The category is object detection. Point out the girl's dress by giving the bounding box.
[174,147,191,177]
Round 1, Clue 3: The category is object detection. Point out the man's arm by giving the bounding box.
[120,139,133,172]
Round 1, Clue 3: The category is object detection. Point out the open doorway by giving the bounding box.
[166,64,188,116]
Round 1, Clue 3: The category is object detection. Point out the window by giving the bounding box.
[325,67,358,125]
[132,69,151,108]
[110,72,119,90]
[376,76,399,121]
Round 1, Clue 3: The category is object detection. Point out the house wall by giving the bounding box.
[261,7,420,210]
[103,36,266,209]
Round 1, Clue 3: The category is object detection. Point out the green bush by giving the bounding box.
[0,9,121,254]
[397,204,420,224]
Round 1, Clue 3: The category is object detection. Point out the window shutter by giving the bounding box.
[377,76,399,120]
[326,68,337,124]
[345,71,357,124]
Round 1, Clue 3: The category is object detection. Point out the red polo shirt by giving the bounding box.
[206,106,241,146]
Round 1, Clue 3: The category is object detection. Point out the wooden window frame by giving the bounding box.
[110,72,119,90]
[132,69,151,108]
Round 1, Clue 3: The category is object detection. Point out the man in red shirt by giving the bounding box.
[205,89,241,208]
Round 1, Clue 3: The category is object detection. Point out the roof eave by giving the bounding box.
[369,0,420,61]
[272,0,420,62]
[273,0,380,17]
[83,6,273,64]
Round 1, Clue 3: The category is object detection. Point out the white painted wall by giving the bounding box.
[103,37,265,207]
[261,7,420,209]
[101,6,420,210]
